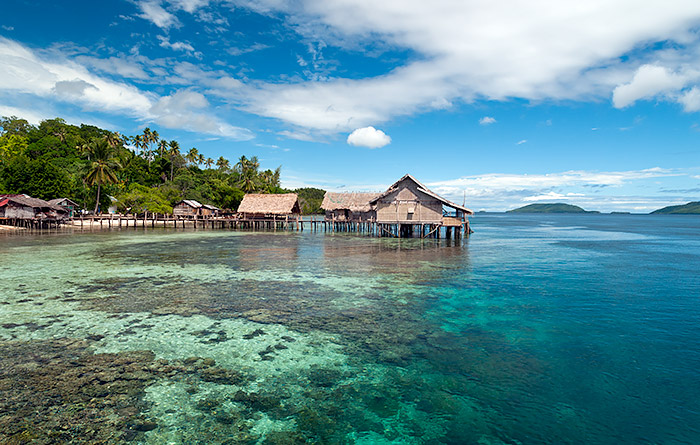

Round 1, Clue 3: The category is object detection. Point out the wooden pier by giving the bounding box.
[2,214,471,239]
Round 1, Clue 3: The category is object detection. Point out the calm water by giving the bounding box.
[1,214,699,444]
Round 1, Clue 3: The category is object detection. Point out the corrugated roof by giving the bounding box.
[369,174,473,214]
[48,198,79,207]
[321,192,381,212]
[237,193,300,215]
[176,199,202,208]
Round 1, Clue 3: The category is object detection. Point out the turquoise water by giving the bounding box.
[0,214,698,443]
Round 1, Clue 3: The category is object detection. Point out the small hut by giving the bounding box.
[0,194,68,221]
[237,193,300,219]
[321,192,380,222]
[173,199,202,218]
[48,198,79,218]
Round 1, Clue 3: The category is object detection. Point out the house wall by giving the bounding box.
[325,209,376,221]
[5,205,36,219]
[375,179,443,223]
[173,203,198,216]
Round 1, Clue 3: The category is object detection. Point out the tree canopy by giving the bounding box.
[0,115,321,214]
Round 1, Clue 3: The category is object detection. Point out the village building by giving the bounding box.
[369,174,473,238]
[321,192,380,222]
[237,193,301,219]
[0,194,68,228]
[173,199,203,218]
[48,198,80,218]
[201,204,220,217]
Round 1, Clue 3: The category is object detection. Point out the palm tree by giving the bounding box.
[84,139,122,214]
[197,153,205,165]
[158,139,169,159]
[235,155,261,192]
[185,147,200,165]
[104,132,124,149]
[168,140,181,181]
[76,142,92,160]
[205,157,214,169]
[53,128,67,143]
[216,156,230,171]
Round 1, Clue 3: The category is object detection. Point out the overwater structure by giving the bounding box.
[322,174,473,238]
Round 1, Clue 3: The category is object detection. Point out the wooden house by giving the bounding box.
[369,174,473,237]
[0,194,68,220]
[321,192,380,222]
[48,198,79,218]
[237,193,300,219]
[173,199,202,217]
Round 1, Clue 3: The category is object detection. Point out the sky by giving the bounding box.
[1,0,700,212]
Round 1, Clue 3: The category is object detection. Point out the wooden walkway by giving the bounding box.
[1,214,472,238]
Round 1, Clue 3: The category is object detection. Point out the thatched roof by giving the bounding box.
[321,192,381,212]
[237,193,300,215]
[370,174,473,214]
[0,194,67,213]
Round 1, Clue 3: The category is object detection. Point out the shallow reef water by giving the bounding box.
[1,214,699,443]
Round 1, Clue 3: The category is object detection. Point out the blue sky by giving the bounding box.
[1,0,700,211]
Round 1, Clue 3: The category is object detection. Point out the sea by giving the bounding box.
[0,213,698,444]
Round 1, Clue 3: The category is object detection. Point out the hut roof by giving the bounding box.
[0,194,67,213]
[202,204,220,210]
[237,193,300,215]
[321,192,381,212]
[370,174,473,214]
[176,199,202,208]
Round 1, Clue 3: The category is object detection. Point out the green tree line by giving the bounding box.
[0,116,296,214]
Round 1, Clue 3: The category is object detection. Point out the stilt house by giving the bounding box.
[321,192,380,222]
[369,174,473,236]
[0,194,68,220]
[237,193,301,219]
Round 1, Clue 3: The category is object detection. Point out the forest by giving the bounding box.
[0,116,324,214]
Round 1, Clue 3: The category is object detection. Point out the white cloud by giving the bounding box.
[0,38,254,140]
[150,89,254,140]
[226,0,700,130]
[0,37,153,115]
[516,139,527,145]
[426,168,684,211]
[137,1,179,29]
[479,116,496,125]
[347,126,391,148]
[612,64,692,108]
[169,0,210,13]
[679,86,700,112]
[158,35,195,52]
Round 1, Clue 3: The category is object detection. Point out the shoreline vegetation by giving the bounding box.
[0,116,325,216]
[0,116,697,218]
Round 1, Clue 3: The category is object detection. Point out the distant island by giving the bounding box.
[507,203,598,214]
[651,201,700,214]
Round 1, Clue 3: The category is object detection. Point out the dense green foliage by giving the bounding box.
[0,116,302,214]
[651,201,700,214]
[506,203,598,213]
[295,187,325,214]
